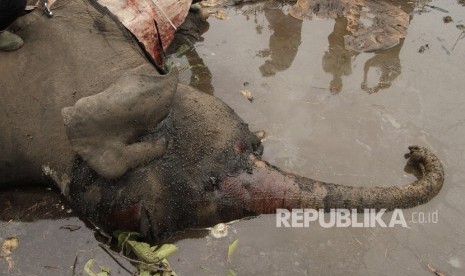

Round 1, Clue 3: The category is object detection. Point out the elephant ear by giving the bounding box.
[62,65,179,179]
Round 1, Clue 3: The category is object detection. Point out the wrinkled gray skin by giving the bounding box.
[0,0,444,240]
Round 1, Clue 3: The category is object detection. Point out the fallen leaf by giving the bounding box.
[199,0,223,8]
[84,259,109,276]
[176,44,191,57]
[240,89,254,102]
[1,237,19,257]
[127,241,178,264]
[228,239,239,261]
[160,258,177,276]
[113,231,143,255]
[127,241,157,263]
[153,244,178,261]
[289,0,312,20]
[214,10,230,20]
[139,270,151,276]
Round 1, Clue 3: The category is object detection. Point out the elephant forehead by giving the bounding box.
[171,85,255,150]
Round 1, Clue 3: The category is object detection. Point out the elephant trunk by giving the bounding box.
[218,146,444,216]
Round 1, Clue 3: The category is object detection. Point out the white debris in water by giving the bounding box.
[381,113,401,128]
[355,138,372,152]
[210,223,229,238]
[240,89,254,102]
[448,257,462,268]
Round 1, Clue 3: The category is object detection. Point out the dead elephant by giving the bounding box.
[0,0,444,240]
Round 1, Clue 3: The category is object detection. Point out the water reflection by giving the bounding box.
[322,17,358,94]
[321,0,414,93]
[186,47,215,95]
[357,0,414,93]
[258,2,303,77]
[168,13,215,94]
[361,40,403,93]
[322,17,404,94]
[174,1,421,95]
[254,0,416,94]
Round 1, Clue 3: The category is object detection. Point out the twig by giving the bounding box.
[72,255,77,276]
[120,232,135,254]
[451,31,465,51]
[88,220,112,244]
[426,263,446,276]
[98,244,135,275]
[425,4,449,13]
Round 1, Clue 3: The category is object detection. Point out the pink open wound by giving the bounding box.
[40,0,191,63]
[96,0,191,63]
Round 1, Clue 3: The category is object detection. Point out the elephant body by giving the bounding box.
[0,0,444,240]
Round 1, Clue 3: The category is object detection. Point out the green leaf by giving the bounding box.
[113,231,142,247]
[160,258,177,276]
[227,270,237,276]
[84,259,96,276]
[176,44,191,57]
[138,270,151,276]
[84,259,109,276]
[128,241,177,264]
[127,240,159,263]
[113,231,142,255]
[228,239,239,262]
[153,244,178,260]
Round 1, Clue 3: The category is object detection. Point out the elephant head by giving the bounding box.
[64,71,444,240]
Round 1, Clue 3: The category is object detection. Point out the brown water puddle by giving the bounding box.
[169,0,465,275]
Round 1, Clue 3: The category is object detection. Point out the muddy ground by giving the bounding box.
[2,0,465,275]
